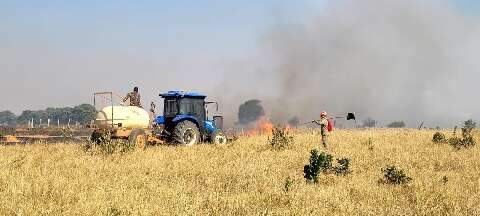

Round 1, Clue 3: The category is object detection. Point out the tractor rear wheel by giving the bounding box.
[210,130,227,145]
[129,129,147,150]
[173,121,199,146]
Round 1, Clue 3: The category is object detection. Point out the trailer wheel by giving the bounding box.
[129,129,147,150]
[210,130,227,145]
[173,121,199,146]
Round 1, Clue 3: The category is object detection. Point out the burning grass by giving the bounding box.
[1,129,479,215]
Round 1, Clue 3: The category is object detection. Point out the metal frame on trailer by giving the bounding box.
[93,92,114,129]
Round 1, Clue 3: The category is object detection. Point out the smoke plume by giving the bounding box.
[219,0,480,127]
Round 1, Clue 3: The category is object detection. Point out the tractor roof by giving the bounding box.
[159,90,206,99]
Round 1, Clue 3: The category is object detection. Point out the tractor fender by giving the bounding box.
[172,115,200,128]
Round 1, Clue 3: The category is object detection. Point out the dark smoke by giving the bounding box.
[237,99,265,125]
[287,116,300,127]
[219,0,480,128]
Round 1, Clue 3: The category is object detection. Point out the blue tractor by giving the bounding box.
[154,90,227,146]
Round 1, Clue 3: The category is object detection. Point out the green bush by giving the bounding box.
[269,126,294,149]
[448,136,462,148]
[380,165,412,184]
[449,120,476,149]
[318,151,333,171]
[304,149,322,183]
[432,132,447,143]
[304,150,351,183]
[334,158,351,176]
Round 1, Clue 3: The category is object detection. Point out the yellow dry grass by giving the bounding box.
[1,129,479,215]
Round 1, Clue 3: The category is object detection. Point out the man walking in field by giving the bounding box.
[123,87,143,108]
[313,111,329,148]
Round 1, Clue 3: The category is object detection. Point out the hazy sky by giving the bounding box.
[1,0,479,127]
[1,0,325,111]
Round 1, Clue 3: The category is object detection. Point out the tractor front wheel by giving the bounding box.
[173,121,199,146]
[129,129,147,150]
[210,130,227,145]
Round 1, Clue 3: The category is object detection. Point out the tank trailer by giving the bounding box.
[91,91,227,148]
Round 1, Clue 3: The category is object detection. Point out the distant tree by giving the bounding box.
[17,110,47,124]
[387,121,406,128]
[237,99,265,125]
[0,110,17,126]
[16,104,96,125]
[44,107,76,124]
[362,118,376,128]
[464,119,476,130]
[72,104,96,124]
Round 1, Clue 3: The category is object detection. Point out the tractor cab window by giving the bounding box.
[164,99,178,116]
[179,99,195,115]
[179,98,205,118]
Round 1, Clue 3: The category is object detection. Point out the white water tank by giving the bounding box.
[95,106,150,129]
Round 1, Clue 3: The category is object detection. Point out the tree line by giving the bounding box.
[0,104,96,126]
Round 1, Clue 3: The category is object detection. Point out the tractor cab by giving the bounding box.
[155,90,226,145]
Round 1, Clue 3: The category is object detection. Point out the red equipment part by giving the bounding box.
[327,119,334,132]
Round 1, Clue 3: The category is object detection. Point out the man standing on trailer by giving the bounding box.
[123,87,143,108]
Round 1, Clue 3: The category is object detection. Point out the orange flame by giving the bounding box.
[243,117,274,136]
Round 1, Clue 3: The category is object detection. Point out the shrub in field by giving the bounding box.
[432,132,447,143]
[449,120,476,149]
[448,136,463,148]
[460,120,476,146]
[304,149,322,183]
[98,139,117,155]
[105,207,123,216]
[318,151,333,171]
[362,137,375,150]
[269,126,294,149]
[334,158,351,176]
[84,133,133,155]
[283,177,294,193]
[60,127,74,138]
[380,165,412,184]
[304,150,350,183]
[441,176,449,185]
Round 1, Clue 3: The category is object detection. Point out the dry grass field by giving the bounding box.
[1,129,479,215]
